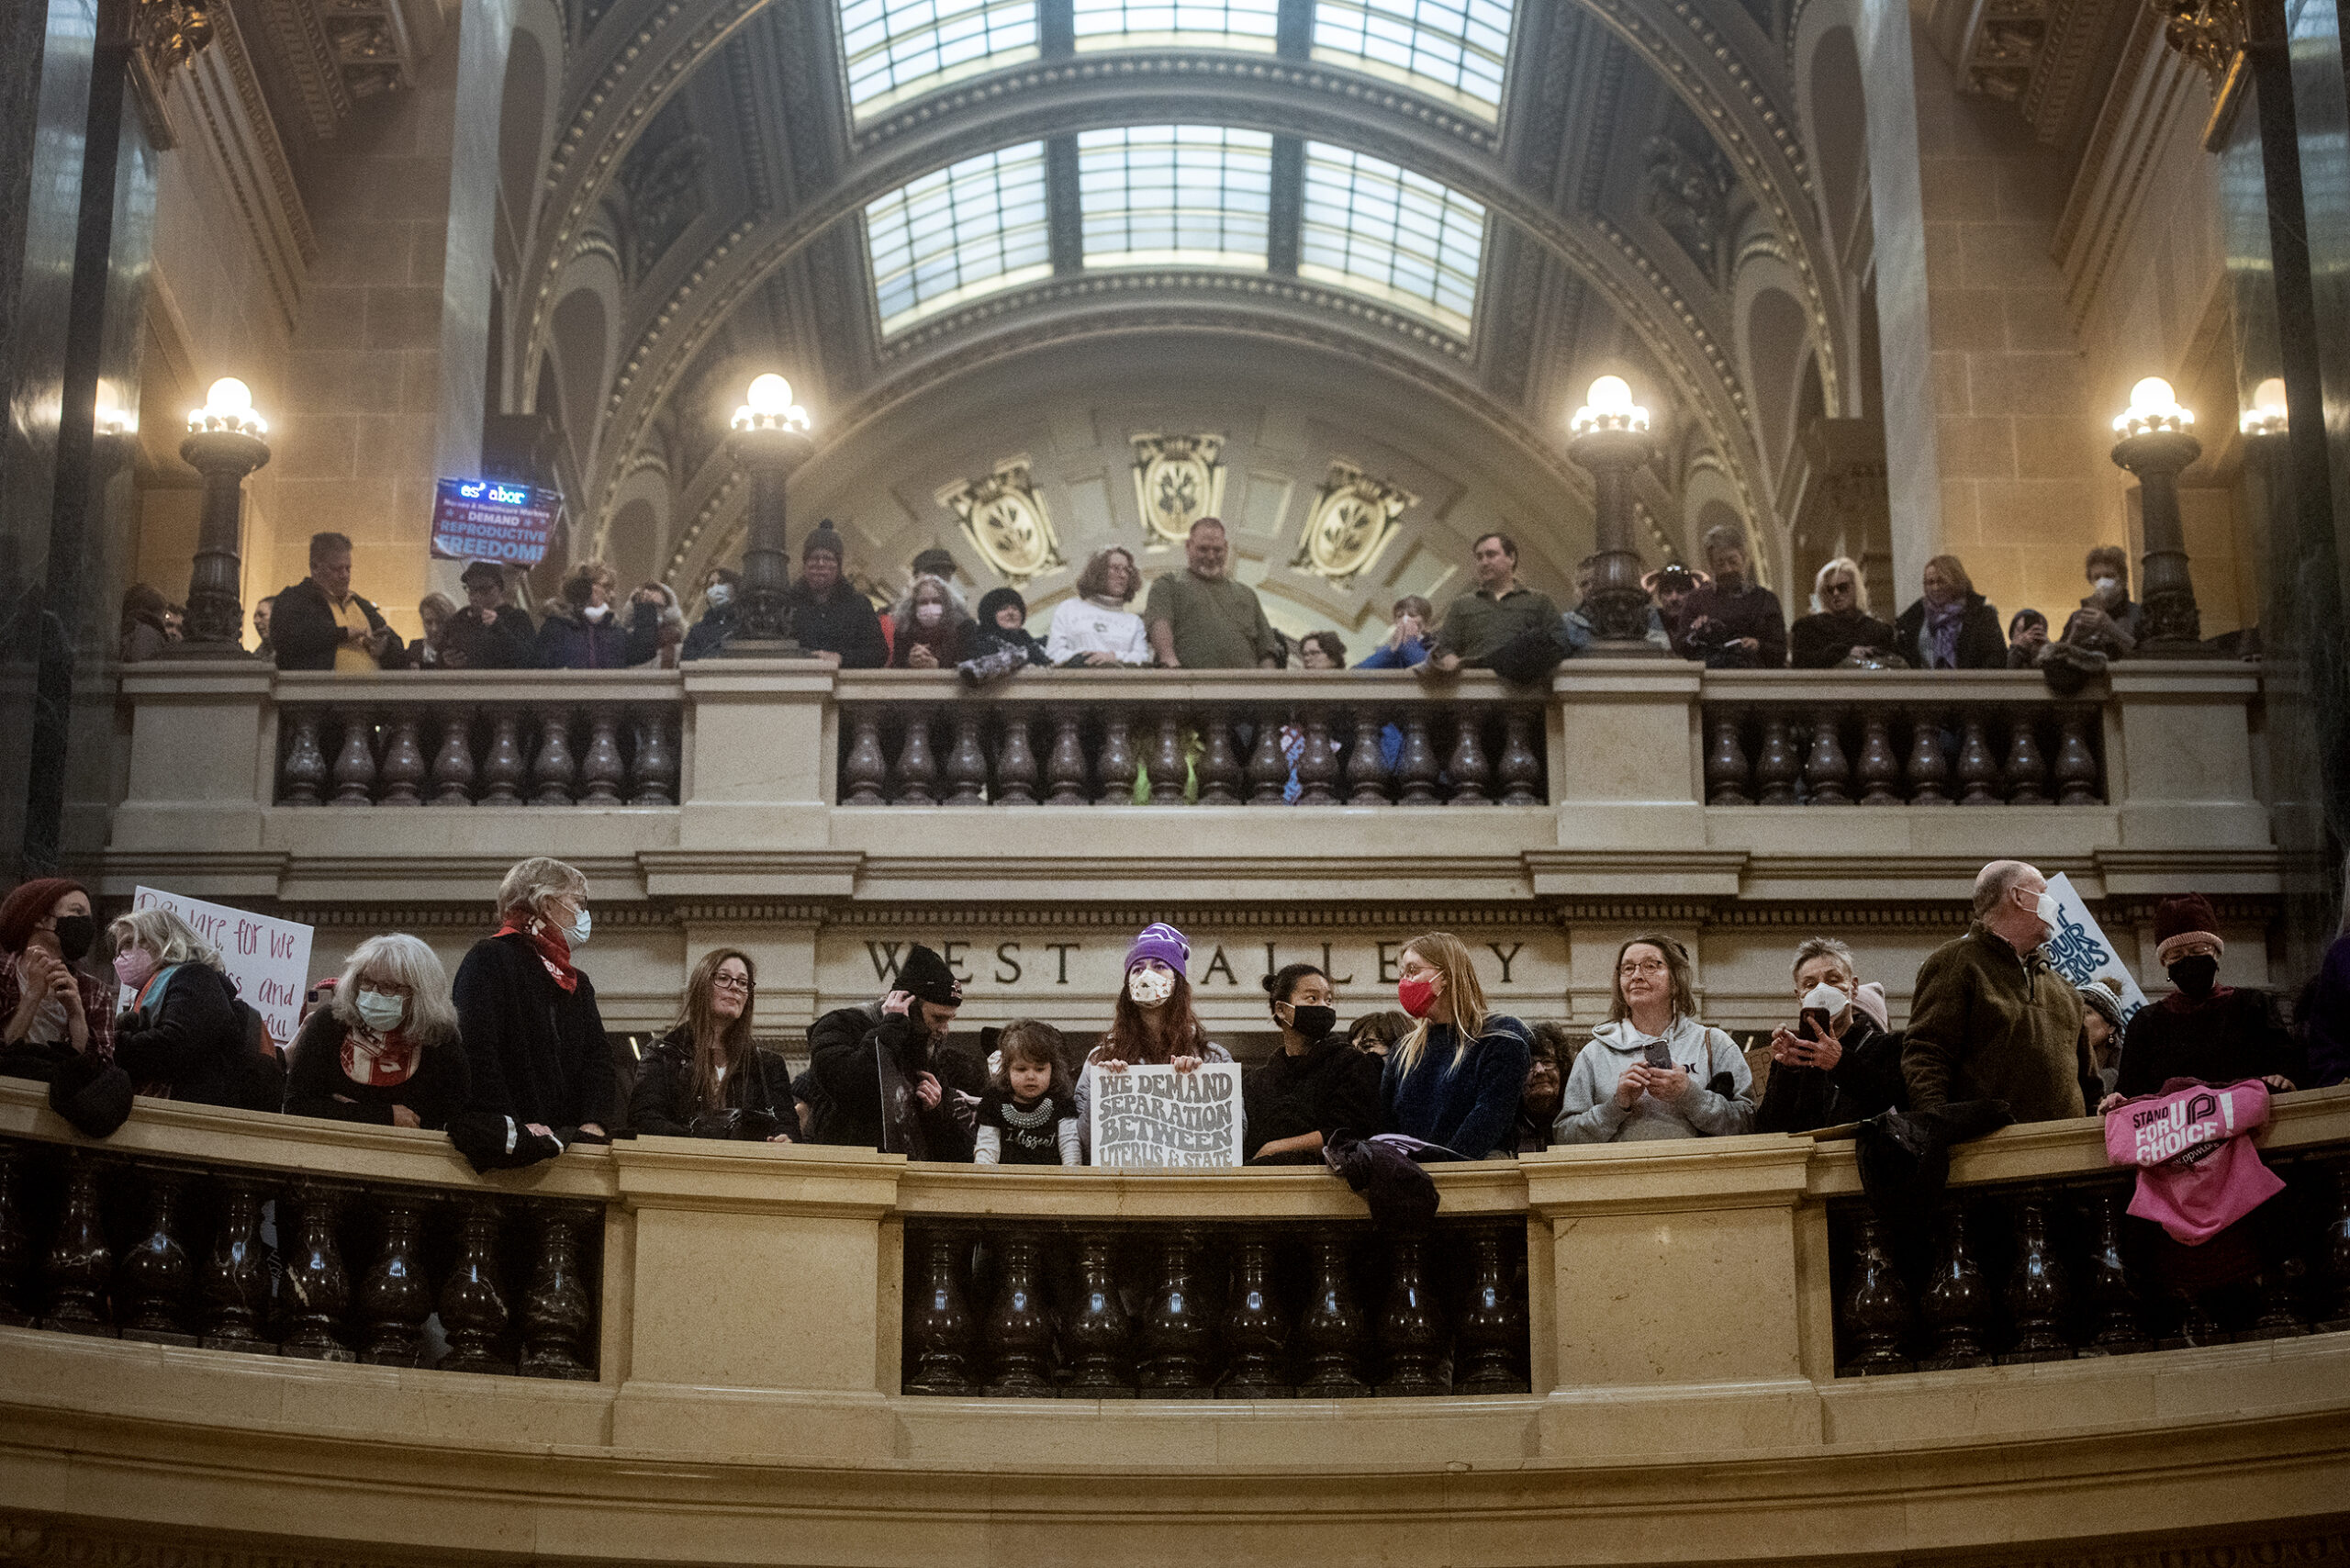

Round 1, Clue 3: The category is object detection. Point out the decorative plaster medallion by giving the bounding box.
[1296,459,1415,582]
[1130,433,1228,544]
[939,458,1063,581]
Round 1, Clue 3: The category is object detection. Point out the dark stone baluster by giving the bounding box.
[531,708,578,806]
[40,1154,113,1336]
[1497,711,1542,805]
[577,710,627,805]
[2076,1183,2151,1356]
[1345,708,1392,805]
[631,709,679,806]
[1139,1229,1215,1396]
[199,1176,274,1353]
[1804,707,1851,804]
[1376,1232,1449,1394]
[1835,1214,1913,1375]
[1045,709,1090,805]
[281,1187,354,1362]
[992,711,1038,805]
[330,712,378,805]
[1705,712,1751,805]
[2320,1160,2350,1332]
[520,1211,597,1379]
[945,713,991,806]
[1998,1195,2073,1363]
[1218,1230,1291,1398]
[1918,1203,1993,1370]
[429,708,476,805]
[1953,714,2001,805]
[1445,712,1493,805]
[1394,714,1441,805]
[1454,1226,1528,1394]
[1855,712,1903,805]
[2165,1293,2231,1350]
[116,1171,196,1346]
[1060,1230,1135,1397]
[478,712,526,804]
[841,712,889,805]
[1196,713,1241,805]
[1295,1233,1370,1396]
[356,1197,434,1367]
[376,711,427,806]
[439,1200,512,1373]
[2244,1251,2310,1341]
[0,1145,34,1327]
[2053,711,2101,805]
[1245,716,1288,805]
[1147,713,1187,803]
[1097,711,1140,804]
[904,1228,975,1394]
[281,710,328,805]
[985,1229,1055,1396]
[2003,713,2050,804]
[1753,714,1800,804]
[1905,710,1951,804]
[1295,712,1340,805]
[892,710,939,805]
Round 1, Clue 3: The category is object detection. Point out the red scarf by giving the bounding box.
[495,921,578,992]
[341,1024,420,1086]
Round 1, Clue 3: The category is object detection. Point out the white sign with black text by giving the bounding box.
[1089,1063,1244,1169]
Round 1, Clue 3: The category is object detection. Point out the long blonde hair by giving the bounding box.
[107,908,221,969]
[1393,932,1491,1075]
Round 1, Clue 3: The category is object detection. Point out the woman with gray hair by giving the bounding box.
[107,907,255,1108]
[285,935,469,1129]
[449,857,614,1168]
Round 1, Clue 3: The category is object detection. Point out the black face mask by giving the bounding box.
[2167,955,2219,1000]
[50,914,95,965]
[1285,1003,1338,1039]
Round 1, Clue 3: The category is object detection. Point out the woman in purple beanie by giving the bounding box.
[1074,923,1235,1161]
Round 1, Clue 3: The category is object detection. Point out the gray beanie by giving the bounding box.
[2076,976,2125,1029]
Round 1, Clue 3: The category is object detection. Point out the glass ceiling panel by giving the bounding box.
[1076,125,1275,270]
[838,0,1039,118]
[1071,0,1281,51]
[1299,141,1483,335]
[1310,0,1513,118]
[864,143,1054,334]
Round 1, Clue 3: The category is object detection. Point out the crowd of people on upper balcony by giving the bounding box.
[116,519,2210,686]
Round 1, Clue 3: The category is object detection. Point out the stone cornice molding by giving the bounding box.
[2053,5,2200,332]
[164,0,316,335]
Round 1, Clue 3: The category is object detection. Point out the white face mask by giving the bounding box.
[582,603,610,622]
[1127,966,1174,1005]
[915,602,945,626]
[2092,576,2121,602]
[2031,890,2060,941]
[355,991,407,1033]
[705,582,733,610]
[1801,981,1850,1016]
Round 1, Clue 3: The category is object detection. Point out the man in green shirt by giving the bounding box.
[1145,518,1280,669]
[1426,532,1561,671]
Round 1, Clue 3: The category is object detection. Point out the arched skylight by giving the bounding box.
[1299,141,1483,333]
[1312,0,1513,117]
[864,143,1053,332]
[840,0,1039,118]
[1072,0,1280,51]
[1077,126,1274,269]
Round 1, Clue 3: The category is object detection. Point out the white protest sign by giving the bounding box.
[1089,1063,1243,1169]
[2041,874,2150,1025]
[128,887,313,1048]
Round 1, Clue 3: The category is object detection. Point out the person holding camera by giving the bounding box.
[630,948,798,1140]
[1755,937,1905,1133]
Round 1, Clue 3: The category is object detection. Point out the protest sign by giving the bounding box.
[429,476,561,566]
[1089,1063,1243,1169]
[128,887,313,1048]
[2041,874,2149,1025]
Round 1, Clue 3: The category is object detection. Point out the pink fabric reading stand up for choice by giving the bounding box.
[2102,1078,2285,1245]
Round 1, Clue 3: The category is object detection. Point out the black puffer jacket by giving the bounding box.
[112,963,248,1108]
[1242,1033,1382,1162]
[807,1002,974,1159]
[1754,1016,1908,1134]
[629,1025,800,1138]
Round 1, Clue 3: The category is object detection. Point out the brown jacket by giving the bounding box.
[1901,921,2087,1122]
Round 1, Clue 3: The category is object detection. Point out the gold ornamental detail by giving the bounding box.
[2154,0,2254,149]
[938,458,1063,583]
[1130,433,1226,545]
[134,0,216,74]
[1294,459,1416,583]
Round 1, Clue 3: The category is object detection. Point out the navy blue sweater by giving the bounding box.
[1379,1015,1533,1159]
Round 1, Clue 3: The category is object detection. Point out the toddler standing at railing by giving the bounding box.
[975,1021,1080,1166]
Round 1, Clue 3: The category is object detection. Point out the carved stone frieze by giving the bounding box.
[1131,434,1228,545]
[1293,459,1416,583]
[618,101,710,284]
[250,0,427,139]
[1644,109,1737,286]
[939,457,1065,582]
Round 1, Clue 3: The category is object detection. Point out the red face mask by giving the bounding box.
[1397,972,1438,1019]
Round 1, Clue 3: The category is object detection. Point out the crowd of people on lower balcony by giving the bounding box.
[115,514,2218,687]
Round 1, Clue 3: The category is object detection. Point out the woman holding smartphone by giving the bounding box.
[1555,933,1754,1143]
[1755,937,1905,1133]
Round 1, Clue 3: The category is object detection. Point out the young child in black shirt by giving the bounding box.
[975,1020,1080,1165]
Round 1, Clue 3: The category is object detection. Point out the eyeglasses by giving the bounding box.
[1617,959,1670,978]
[711,973,754,995]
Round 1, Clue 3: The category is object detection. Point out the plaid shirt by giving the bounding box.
[0,957,117,1060]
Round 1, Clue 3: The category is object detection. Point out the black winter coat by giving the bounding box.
[807,1002,974,1159]
[681,606,735,661]
[283,1011,470,1128]
[536,602,659,669]
[113,963,250,1108]
[628,1025,800,1138]
[271,578,406,671]
[1242,1033,1382,1161]
[2115,989,2306,1098]
[1893,593,2006,670]
[452,933,618,1133]
[1790,609,1897,669]
[442,603,536,669]
[1755,1016,1908,1133]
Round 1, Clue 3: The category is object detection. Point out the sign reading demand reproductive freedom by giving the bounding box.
[2041,873,2151,1025]
[1090,1064,1243,1169]
[129,887,313,1049]
[429,476,561,566]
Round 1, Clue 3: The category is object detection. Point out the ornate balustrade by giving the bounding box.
[1700,685,2106,806]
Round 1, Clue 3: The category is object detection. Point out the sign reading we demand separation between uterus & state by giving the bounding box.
[125,887,313,1049]
[1089,1064,1244,1169]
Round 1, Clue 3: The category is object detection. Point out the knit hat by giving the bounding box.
[976,586,1026,626]
[2076,975,2126,1029]
[0,878,85,954]
[803,523,845,564]
[1851,980,1890,1033]
[911,546,958,581]
[460,560,505,588]
[896,944,964,1007]
[2154,893,2224,966]
[1125,923,1190,976]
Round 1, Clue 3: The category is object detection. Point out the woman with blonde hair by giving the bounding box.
[108,906,257,1108]
[285,934,468,1128]
[1892,554,2004,670]
[630,948,798,1140]
[1378,932,1532,1159]
[1555,933,1752,1143]
[1790,555,1896,668]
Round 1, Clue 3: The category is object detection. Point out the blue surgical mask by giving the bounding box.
[705,582,733,610]
[566,907,592,946]
[355,991,407,1033]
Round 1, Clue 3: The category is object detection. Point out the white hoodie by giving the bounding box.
[1554,1014,1755,1144]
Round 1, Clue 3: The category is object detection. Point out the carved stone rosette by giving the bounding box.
[939,458,1063,583]
[1293,459,1415,584]
[1131,433,1227,545]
